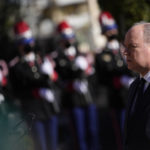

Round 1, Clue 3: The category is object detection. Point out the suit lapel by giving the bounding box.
[127,78,140,119]
[124,77,140,140]
[141,84,150,110]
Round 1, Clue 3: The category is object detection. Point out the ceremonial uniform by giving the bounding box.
[9,20,60,150]
[9,51,59,150]
[54,20,100,150]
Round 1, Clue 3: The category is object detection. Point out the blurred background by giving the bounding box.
[1,0,150,61]
[0,0,150,150]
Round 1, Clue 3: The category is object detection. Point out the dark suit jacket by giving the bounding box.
[124,77,150,150]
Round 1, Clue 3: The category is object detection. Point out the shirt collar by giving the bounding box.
[142,71,150,83]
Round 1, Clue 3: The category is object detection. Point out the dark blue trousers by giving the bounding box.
[31,115,58,150]
[70,104,100,150]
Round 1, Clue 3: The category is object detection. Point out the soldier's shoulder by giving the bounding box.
[8,56,20,68]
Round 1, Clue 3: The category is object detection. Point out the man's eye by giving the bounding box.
[129,44,138,49]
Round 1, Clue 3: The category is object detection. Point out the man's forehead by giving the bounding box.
[125,25,143,41]
[129,25,143,35]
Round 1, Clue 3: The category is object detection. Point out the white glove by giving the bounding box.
[39,88,55,102]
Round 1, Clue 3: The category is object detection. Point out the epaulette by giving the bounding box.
[9,56,20,67]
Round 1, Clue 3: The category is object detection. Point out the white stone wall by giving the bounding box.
[17,0,105,51]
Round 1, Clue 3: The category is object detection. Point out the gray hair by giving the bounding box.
[143,23,150,44]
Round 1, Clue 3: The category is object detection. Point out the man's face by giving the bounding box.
[123,25,150,75]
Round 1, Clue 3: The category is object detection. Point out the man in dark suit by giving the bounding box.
[122,22,150,150]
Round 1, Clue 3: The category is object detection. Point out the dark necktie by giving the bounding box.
[133,78,146,113]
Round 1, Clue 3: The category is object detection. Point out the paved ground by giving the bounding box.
[0,100,124,150]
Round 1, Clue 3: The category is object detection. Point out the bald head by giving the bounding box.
[128,23,150,44]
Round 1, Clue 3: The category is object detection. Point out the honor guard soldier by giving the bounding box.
[9,20,60,150]
[53,20,100,150]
